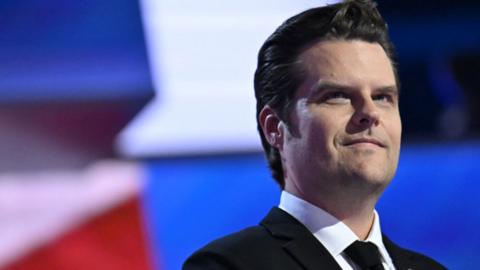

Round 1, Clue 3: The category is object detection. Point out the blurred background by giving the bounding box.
[0,0,479,269]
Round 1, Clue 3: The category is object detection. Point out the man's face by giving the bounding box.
[279,40,402,200]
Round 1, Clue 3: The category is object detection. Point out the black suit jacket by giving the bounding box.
[183,207,446,270]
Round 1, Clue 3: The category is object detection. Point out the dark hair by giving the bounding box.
[254,0,398,188]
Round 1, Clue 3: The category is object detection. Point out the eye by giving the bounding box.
[322,92,350,104]
[372,94,394,104]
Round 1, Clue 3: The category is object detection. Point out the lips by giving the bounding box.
[343,138,386,147]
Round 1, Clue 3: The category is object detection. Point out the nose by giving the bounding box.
[352,98,380,128]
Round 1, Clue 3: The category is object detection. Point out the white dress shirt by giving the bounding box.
[279,191,396,270]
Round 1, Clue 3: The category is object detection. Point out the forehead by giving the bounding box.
[297,40,396,92]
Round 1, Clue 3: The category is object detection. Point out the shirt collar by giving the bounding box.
[366,210,392,266]
[279,190,389,262]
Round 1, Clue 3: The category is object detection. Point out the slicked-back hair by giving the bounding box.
[254,0,398,188]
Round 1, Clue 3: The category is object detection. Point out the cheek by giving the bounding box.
[304,119,339,157]
[297,106,344,156]
[314,117,342,143]
[389,115,402,142]
[385,115,402,155]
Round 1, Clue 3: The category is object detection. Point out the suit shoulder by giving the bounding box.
[384,236,447,270]
[193,225,275,255]
[183,225,285,270]
[402,248,447,270]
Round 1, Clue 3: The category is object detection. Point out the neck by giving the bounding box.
[336,202,376,240]
[285,184,381,240]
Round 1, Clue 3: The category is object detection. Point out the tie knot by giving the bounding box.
[344,241,385,270]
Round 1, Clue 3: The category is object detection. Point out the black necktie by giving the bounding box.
[344,241,386,270]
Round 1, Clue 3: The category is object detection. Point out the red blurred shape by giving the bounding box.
[3,198,155,270]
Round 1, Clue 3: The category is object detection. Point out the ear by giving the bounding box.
[258,105,284,150]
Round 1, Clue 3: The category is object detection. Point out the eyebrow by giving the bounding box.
[309,81,399,97]
[374,86,399,96]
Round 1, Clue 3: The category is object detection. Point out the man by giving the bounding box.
[183,1,446,269]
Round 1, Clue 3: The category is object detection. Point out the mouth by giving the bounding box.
[343,138,386,148]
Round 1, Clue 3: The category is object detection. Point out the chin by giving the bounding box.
[347,165,393,189]
[363,173,392,187]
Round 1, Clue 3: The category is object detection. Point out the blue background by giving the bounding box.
[1,0,479,269]
[143,142,480,270]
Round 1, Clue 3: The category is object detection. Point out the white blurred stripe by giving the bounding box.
[117,0,341,157]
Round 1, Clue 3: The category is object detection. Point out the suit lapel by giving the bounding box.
[260,207,342,270]
[382,234,414,270]
[283,234,343,270]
